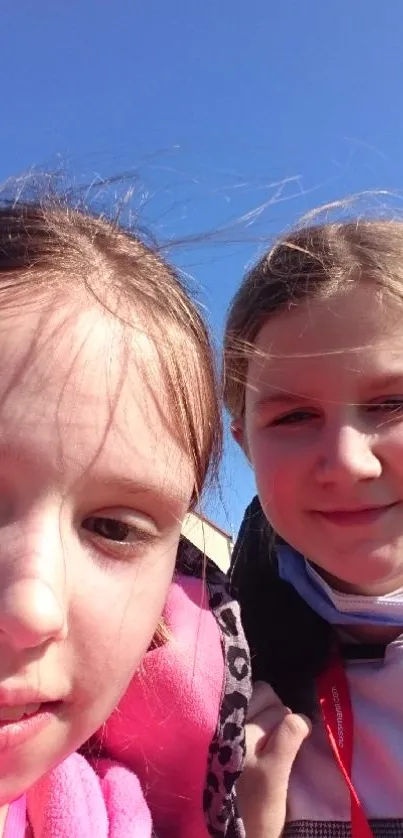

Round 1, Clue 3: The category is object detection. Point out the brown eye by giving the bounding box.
[82,516,131,542]
[271,410,317,427]
[366,399,403,415]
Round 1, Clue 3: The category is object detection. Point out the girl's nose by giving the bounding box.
[317,421,382,485]
[0,510,68,651]
[0,577,67,650]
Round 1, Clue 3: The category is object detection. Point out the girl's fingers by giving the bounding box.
[246,705,290,756]
[239,714,311,837]
[259,712,311,764]
[239,682,311,838]
[247,681,286,721]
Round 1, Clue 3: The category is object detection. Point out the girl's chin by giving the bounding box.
[311,550,403,595]
[318,565,403,596]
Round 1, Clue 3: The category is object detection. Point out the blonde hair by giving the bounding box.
[224,216,403,418]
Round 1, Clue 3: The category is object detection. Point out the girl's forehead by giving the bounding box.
[245,285,403,403]
[0,299,159,403]
[252,284,403,360]
[0,300,194,500]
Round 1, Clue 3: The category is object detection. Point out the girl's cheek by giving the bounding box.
[254,438,298,471]
[387,425,403,447]
[377,427,403,467]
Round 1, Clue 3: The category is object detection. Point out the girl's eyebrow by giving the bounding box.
[254,391,309,411]
[93,475,187,508]
[99,476,159,495]
[253,391,312,414]
[253,372,403,414]
[364,372,403,392]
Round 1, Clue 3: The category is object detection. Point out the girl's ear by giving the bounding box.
[230,419,244,447]
[231,419,250,460]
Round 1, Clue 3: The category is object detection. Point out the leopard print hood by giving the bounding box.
[96,538,252,838]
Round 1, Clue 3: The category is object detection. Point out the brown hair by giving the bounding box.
[0,195,222,502]
[224,217,403,419]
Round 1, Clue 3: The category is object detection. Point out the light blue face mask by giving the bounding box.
[277,544,403,626]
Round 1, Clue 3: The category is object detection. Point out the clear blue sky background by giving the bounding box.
[2,0,403,535]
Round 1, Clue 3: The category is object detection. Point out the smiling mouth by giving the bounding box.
[315,503,399,526]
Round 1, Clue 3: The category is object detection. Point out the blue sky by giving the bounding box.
[2,0,403,534]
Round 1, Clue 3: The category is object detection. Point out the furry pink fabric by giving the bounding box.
[26,754,152,837]
[3,796,26,838]
[99,576,225,838]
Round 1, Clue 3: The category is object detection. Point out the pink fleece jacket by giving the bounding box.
[98,575,225,838]
[99,560,251,838]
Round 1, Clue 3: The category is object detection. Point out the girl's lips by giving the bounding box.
[314,503,398,527]
[0,701,60,755]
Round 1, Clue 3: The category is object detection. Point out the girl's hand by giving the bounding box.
[237,681,311,838]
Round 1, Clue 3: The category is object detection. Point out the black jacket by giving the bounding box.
[229,496,333,716]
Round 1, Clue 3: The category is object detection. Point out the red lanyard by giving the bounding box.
[316,652,374,838]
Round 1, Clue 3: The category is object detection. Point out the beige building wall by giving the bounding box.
[181,512,233,573]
